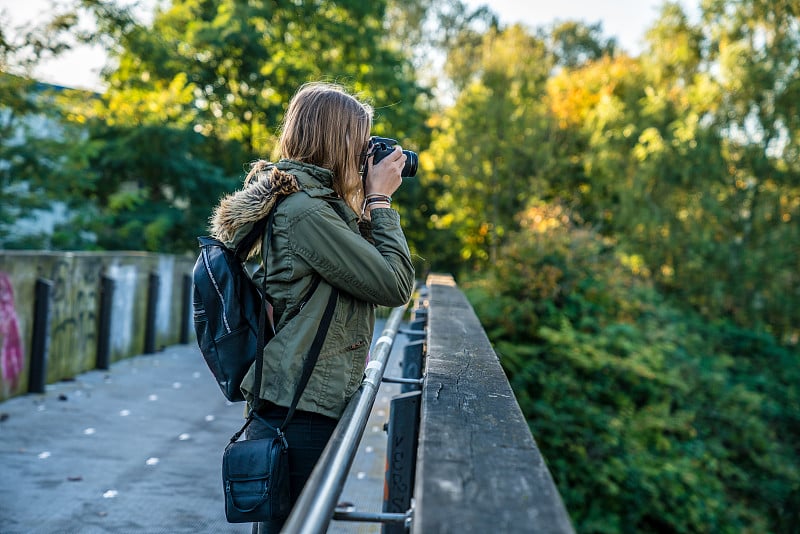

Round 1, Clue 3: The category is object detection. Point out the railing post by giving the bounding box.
[144,272,159,354]
[401,340,424,393]
[96,275,115,370]
[400,302,426,394]
[28,278,53,394]
[383,390,421,534]
[180,273,192,344]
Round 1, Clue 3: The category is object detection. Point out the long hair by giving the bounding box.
[277,82,373,215]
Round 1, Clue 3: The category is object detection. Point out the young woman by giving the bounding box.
[209,82,415,533]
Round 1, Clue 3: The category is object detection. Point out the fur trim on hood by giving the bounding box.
[209,162,300,258]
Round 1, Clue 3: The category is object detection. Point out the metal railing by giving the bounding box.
[281,301,411,533]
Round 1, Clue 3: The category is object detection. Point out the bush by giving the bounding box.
[463,204,800,533]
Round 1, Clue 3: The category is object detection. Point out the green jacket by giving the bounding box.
[211,159,414,419]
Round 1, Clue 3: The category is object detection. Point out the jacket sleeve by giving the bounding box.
[288,202,415,307]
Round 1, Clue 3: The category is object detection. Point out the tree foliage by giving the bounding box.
[2,0,431,252]
[423,2,799,343]
[465,203,799,533]
[423,2,800,531]
[422,24,552,267]
[2,1,799,531]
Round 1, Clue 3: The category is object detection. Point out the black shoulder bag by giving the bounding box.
[222,207,339,523]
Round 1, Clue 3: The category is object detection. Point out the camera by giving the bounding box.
[368,136,418,178]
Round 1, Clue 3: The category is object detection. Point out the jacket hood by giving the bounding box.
[209,162,300,257]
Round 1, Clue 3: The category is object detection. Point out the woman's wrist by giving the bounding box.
[364,194,392,209]
[363,199,391,218]
[365,193,392,203]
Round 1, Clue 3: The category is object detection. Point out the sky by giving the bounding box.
[0,0,697,92]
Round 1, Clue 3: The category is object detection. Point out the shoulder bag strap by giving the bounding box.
[279,285,338,431]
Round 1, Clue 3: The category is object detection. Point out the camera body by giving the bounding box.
[368,136,418,178]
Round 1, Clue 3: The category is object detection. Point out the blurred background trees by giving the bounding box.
[1,0,798,531]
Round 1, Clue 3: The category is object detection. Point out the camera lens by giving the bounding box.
[402,150,418,178]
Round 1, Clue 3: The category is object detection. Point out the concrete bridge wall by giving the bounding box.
[0,251,195,401]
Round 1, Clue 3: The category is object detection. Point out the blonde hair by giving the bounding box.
[278,82,373,214]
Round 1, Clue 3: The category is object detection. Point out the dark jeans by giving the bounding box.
[246,403,338,534]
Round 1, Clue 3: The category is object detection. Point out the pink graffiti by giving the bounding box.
[0,273,24,389]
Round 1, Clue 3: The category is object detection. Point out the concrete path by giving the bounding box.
[0,320,410,533]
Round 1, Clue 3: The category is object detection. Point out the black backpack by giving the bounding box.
[192,214,274,402]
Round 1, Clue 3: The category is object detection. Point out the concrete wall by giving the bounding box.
[0,251,195,401]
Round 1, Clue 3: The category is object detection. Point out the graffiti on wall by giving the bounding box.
[0,272,24,389]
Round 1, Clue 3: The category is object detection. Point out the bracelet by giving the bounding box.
[365,197,392,207]
[365,194,392,203]
[366,201,391,210]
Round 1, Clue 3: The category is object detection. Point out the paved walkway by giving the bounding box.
[0,320,410,533]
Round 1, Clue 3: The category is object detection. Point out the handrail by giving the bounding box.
[280,301,409,534]
[412,274,574,533]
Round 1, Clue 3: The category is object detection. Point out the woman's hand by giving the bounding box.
[364,146,406,198]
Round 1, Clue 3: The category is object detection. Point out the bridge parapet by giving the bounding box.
[414,273,574,533]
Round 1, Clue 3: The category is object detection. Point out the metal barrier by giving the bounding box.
[281,300,413,534]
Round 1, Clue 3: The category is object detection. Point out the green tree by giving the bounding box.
[103,0,428,157]
[423,24,552,268]
[697,0,800,338]
[546,20,617,68]
[535,1,799,342]
[14,0,432,253]
[0,8,99,248]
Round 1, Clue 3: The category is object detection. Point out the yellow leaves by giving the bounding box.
[779,193,798,223]
[633,127,666,161]
[545,56,640,130]
[418,150,436,176]
[671,112,700,153]
[52,88,100,126]
[686,73,722,115]
[429,212,455,229]
[622,124,636,138]
[717,38,750,91]
[546,72,601,129]
[619,253,652,277]
[517,204,569,234]
[103,73,197,127]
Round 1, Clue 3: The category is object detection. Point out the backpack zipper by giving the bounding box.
[201,247,232,334]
